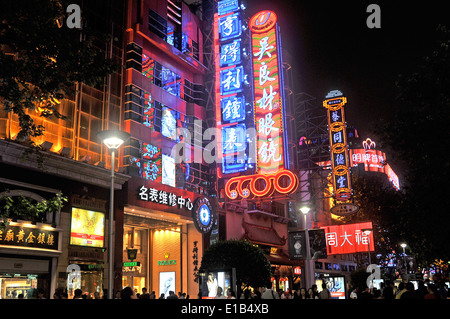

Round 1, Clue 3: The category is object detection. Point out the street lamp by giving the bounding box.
[400,243,407,274]
[300,206,313,290]
[97,129,130,299]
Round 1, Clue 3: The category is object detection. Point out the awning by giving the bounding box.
[242,222,287,247]
[267,251,302,266]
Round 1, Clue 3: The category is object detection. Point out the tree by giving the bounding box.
[375,25,450,265]
[199,240,272,295]
[0,0,119,142]
[342,172,405,264]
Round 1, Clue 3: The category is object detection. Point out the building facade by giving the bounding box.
[119,0,211,298]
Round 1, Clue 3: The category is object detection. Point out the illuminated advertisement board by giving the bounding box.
[250,10,285,174]
[70,208,105,248]
[323,90,352,202]
[321,222,375,255]
[214,0,250,175]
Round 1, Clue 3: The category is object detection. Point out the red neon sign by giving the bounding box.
[225,169,299,200]
[250,10,284,174]
[321,222,375,255]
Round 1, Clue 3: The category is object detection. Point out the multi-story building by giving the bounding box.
[0,0,127,299]
[119,0,210,298]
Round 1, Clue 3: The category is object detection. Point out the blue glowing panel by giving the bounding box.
[218,12,242,41]
[220,39,241,67]
[221,95,245,123]
[222,124,246,154]
[222,153,247,174]
[218,0,239,16]
[220,66,244,95]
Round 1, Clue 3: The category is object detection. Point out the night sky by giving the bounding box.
[245,0,448,139]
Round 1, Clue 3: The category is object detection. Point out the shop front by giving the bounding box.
[120,178,208,298]
[0,221,62,299]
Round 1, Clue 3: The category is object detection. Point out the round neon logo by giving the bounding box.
[249,10,277,33]
[192,197,215,234]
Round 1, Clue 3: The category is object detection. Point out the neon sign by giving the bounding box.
[323,90,352,202]
[322,222,375,255]
[250,10,285,174]
[225,169,298,200]
[214,0,250,175]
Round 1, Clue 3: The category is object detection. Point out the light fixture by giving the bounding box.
[41,141,53,151]
[97,130,130,150]
[362,228,373,236]
[400,243,407,249]
[59,147,71,157]
[300,206,310,215]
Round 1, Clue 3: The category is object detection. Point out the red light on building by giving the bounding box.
[250,10,285,174]
[321,222,375,255]
[293,267,302,275]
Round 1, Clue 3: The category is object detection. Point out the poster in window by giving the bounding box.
[161,107,177,140]
[70,208,105,248]
[159,272,176,296]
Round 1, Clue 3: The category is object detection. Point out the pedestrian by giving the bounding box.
[416,281,427,299]
[319,283,331,299]
[215,287,227,299]
[359,287,373,299]
[307,288,318,299]
[438,282,448,299]
[311,284,320,299]
[424,284,441,299]
[401,282,420,299]
[382,281,394,300]
[261,282,279,299]
[226,288,236,299]
[149,291,156,299]
[141,287,150,299]
[121,286,138,299]
[166,291,178,299]
[299,288,308,299]
[73,288,83,299]
[395,282,407,299]
[159,293,165,299]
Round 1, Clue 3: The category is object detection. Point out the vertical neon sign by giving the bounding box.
[323,90,352,202]
[214,0,249,176]
[250,11,284,174]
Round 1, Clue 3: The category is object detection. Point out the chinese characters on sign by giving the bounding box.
[250,10,284,174]
[138,185,193,211]
[215,0,249,175]
[321,222,375,255]
[0,225,59,251]
[323,90,352,202]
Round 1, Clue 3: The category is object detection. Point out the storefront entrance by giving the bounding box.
[0,256,51,299]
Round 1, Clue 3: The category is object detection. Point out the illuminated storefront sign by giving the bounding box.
[0,224,59,251]
[225,169,298,200]
[138,185,194,211]
[192,196,215,234]
[250,10,284,174]
[321,222,375,255]
[323,90,352,202]
[214,0,250,175]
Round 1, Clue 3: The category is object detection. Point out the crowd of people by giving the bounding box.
[38,278,448,300]
[348,279,448,300]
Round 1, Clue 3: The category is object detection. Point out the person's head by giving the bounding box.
[142,287,147,294]
[427,284,438,294]
[322,283,327,290]
[405,282,415,291]
[121,286,136,299]
[217,286,223,295]
[74,289,83,298]
[398,282,405,290]
[300,288,307,295]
